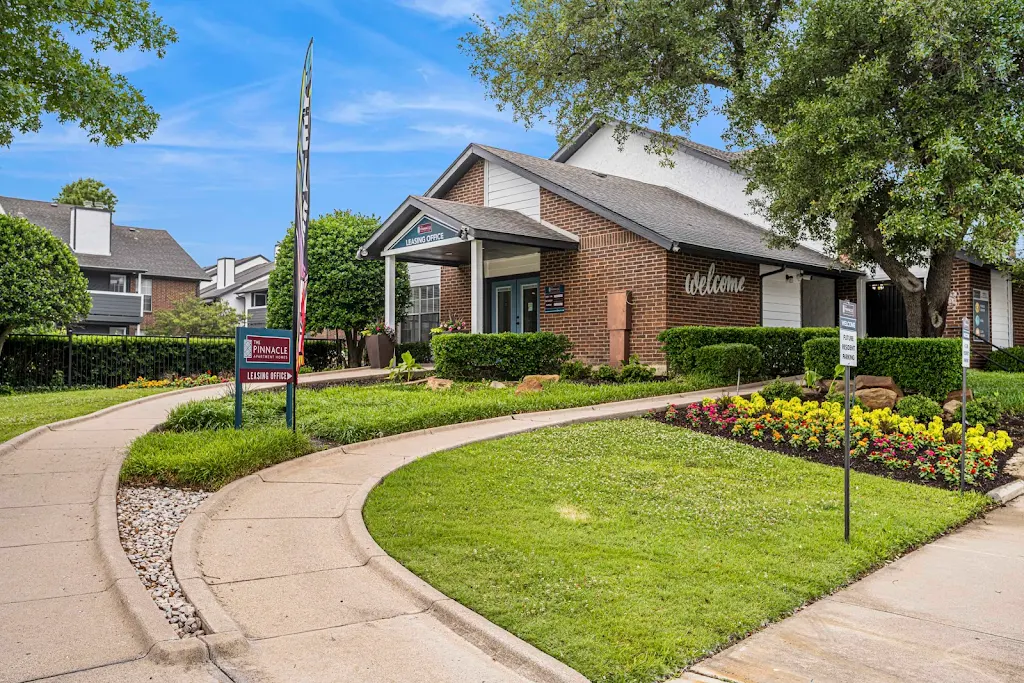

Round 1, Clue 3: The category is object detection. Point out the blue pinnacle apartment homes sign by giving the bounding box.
[234,326,294,428]
[392,216,460,251]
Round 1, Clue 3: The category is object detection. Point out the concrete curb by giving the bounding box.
[987,479,1024,504]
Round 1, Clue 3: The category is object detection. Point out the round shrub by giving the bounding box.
[895,395,942,423]
[594,364,621,382]
[955,395,1003,426]
[559,360,592,381]
[620,356,656,383]
[758,378,803,402]
[694,343,763,384]
[165,400,234,432]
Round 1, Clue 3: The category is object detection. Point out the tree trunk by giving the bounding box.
[0,325,11,359]
[922,250,955,338]
[344,329,361,368]
[853,213,929,336]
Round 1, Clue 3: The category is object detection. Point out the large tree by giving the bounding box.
[148,297,242,337]
[55,178,118,211]
[0,215,91,355]
[463,0,1024,336]
[0,0,177,147]
[268,211,411,367]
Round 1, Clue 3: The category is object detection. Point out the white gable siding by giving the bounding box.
[761,265,803,328]
[991,270,1013,348]
[485,161,540,219]
[563,124,768,228]
[408,262,440,288]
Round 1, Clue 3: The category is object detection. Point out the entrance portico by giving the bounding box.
[361,195,579,334]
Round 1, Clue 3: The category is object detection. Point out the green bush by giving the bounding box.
[895,395,943,422]
[986,347,1024,372]
[560,360,592,381]
[955,395,1004,426]
[620,359,656,383]
[658,326,837,377]
[395,341,432,363]
[594,364,621,382]
[165,400,234,432]
[694,343,763,384]
[758,378,803,402]
[804,337,961,399]
[431,332,571,381]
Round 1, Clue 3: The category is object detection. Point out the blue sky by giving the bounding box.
[2,0,729,267]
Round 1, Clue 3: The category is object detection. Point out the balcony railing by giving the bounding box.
[84,290,144,324]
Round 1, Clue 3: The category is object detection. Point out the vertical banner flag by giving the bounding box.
[293,39,313,375]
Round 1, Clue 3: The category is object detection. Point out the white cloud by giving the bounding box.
[324,90,506,125]
[395,0,492,19]
[410,123,485,139]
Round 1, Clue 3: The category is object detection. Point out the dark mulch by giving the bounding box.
[646,407,1021,494]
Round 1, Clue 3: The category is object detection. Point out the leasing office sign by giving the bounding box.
[391,216,460,251]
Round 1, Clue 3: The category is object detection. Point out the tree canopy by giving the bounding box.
[463,0,1024,336]
[0,0,177,147]
[55,178,118,211]
[0,214,91,355]
[269,211,410,367]
[147,297,242,337]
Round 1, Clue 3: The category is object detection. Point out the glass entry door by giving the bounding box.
[491,276,540,333]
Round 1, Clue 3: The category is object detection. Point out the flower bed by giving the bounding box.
[116,372,230,390]
[650,394,1018,491]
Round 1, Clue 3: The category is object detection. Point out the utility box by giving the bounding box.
[608,291,633,367]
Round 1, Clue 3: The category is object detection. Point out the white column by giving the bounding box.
[856,277,868,338]
[384,255,396,329]
[470,239,485,333]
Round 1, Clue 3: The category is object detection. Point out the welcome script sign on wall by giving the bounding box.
[683,263,746,296]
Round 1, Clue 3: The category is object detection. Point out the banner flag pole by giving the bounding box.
[292,38,313,432]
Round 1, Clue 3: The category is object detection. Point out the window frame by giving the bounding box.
[251,291,268,308]
[109,274,127,293]
[140,277,153,313]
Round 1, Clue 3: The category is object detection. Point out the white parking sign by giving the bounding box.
[961,317,971,368]
[839,300,857,367]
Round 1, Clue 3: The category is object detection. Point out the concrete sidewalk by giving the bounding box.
[179,384,755,683]
[682,498,1024,683]
[0,366,398,683]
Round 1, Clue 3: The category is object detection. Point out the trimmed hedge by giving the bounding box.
[431,332,571,381]
[694,343,763,384]
[659,326,837,378]
[803,337,961,399]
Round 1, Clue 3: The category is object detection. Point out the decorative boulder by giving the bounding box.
[523,374,560,385]
[515,377,544,395]
[855,375,904,399]
[489,381,507,389]
[946,388,973,403]
[855,387,899,410]
[426,377,453,391]
[943,399,962,416]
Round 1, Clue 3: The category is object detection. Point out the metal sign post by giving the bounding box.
[961,317,970,492]
[234,327,295,429]
[839,300,858,543]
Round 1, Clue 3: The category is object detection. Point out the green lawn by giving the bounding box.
[968,370,1024,413]
[0,387,172,443]
[364,419,988,683]
[122,377,717,489]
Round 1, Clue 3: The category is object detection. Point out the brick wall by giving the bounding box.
[667,254,760,328]
[836,278,857,305]
[442,159,485,206]
[538,189,669,364]
[142,278,199,329]
[943,259,991,367]
[438,159,485,328]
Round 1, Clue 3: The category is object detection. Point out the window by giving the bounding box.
[109,274,127,293]
[109,326,128,336]
[141,277,152,313]
[252,291,267,307]
[400,284,440,343]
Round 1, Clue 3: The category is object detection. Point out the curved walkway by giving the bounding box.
[0,367,405,683]
[175,384,757,683]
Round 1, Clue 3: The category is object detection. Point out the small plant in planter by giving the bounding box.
[430,319,468,335]
[361,321,396,369]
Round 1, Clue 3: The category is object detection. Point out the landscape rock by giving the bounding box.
[515,377,544,395]
[943,399,962,415]
[946,388,973,403]
[489,381,506,389]
[855,387,899,410]
[801,387,821,400]
[522,374,560,385]
[1005,448,1024,479]
[426,377,453,391]
[855,375,904,398]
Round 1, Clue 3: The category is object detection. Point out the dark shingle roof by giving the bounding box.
[200,261,275,300]
[414,196,577,245]
[549,119,743,166]
[203,254,269,273]
[475,145,852,274]
[0,196,208,281]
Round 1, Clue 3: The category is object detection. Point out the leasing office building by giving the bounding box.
[362,121,1022,366]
